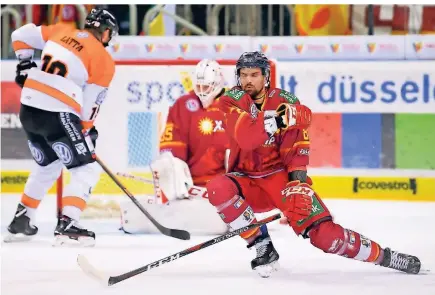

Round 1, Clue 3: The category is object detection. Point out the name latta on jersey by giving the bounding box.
[60,35,85,52]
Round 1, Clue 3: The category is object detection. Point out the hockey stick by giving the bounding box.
[95,156,190,240]
[77,212,281,286]
[116,171,155,184]
[116,171,208,198]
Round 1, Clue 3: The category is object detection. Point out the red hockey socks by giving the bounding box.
[309,221,384,264]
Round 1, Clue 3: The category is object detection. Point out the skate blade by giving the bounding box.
[3,233,33,243]
[253,261,280,278]
[415,264,431,275]
[419,268,431,275]
[53,235,95,247]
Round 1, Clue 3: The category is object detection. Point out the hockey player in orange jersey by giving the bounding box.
[5,8,118,246]
[206,51,422,277]
[120,59,230,235]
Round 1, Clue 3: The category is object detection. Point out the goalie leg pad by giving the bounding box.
[120,197,228,235]
[309,220,382,263]
[62,162,101,220]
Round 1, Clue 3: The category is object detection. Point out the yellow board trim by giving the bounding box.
[2,171,434,202]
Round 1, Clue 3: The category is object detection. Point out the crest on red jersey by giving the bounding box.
[185,99,200,112]
[250,104,259,118]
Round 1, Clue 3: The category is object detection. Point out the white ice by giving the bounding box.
[1,194,434,295]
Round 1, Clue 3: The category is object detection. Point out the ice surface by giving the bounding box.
[1,194,434,295]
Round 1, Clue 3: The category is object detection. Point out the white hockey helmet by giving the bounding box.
[193,59,224,108]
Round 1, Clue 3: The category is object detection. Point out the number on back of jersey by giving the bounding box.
[41,55,68,77]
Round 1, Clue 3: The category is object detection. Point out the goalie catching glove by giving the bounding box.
[150,152,194,203]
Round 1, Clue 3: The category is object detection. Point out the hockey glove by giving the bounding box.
[276,103,312,129]
[280,180,313,226]
[15,58,37,88]
[150,152,194,203]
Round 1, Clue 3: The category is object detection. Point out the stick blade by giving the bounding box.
[77,254,110,285]
[169,229,190,240]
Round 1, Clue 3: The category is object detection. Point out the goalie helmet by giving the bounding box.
[193,59,224,109]
[84,8,119,47]
[236,51,270,88]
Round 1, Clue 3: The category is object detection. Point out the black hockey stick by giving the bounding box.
[77,213,281,286]
[96,156,190,240]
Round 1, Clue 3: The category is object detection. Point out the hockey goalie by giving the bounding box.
[119,59,230,236]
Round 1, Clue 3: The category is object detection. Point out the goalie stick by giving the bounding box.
[115,171,208,199]
[116,171,157,185]
[77,213,281,286]
[95,156,190,240]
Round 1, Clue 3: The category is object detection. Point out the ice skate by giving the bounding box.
[248,234,280,278]
[53,215,96,247]
[4,204,38,243]
[380,247,421,274]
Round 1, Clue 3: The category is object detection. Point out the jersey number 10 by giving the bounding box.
[41,54,101,122]
[41,55,68,77]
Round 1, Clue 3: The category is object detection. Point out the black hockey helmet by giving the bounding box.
[84,8,119,47]
[236,51,271,87]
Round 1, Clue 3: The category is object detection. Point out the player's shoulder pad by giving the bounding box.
[223,86,246,101]
[269,88,300,104]
[174,91,202,112]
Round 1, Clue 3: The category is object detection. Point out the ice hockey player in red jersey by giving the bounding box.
[159,59,229,187]
[4,8,118,246]
[120,59,229,235]
[206,51,421,277]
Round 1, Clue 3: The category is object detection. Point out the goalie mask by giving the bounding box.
[193,59,224,109]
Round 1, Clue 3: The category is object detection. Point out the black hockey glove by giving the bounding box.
[15,58,37,88]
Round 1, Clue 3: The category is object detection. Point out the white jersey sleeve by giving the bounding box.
[81,84,109,129]
[11,23,46,59]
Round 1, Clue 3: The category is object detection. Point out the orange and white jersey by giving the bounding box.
[11,23,115,128]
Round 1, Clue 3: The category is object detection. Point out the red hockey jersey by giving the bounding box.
[219,87,310,177]
[160,91,229,186]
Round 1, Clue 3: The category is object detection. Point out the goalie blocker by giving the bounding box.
[119,152,228,235]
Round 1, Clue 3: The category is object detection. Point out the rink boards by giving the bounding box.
[2,169,434,202]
